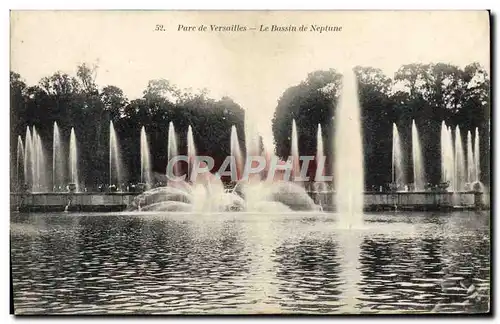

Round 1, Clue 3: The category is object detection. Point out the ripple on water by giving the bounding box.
[10,212,490,314]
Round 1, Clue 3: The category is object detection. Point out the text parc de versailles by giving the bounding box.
[178,24,342,33]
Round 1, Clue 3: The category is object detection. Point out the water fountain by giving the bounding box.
[313,124,328,205]
[474,127,480,183]
[466,130,475,185]
[33,127,41,191]
[187,125,196,182]
[334,69,364,227]
[291,119,300,180]
[132,117,319,213]
[140,126,152,188]
[167,122,179,178]
[392,123,405,190]
[16,136,24,189]
[316,124,324,177]
[411,120,425,191]
[23,126,48,192]
[33,127,39,191]
[230,125,243,180]
[441,121,454,191]
[52,121,65,191]
[454,126,466,191]
[13,107,487,216]
[131,72,371,215]
[23,126,32,188]
[69,128,79,192]
[36,128,48,191]
[244,116,263,184]
[109,121,123,189]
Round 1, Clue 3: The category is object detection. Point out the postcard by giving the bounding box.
[9,10,491,315]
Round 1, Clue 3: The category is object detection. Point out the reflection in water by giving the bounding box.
[357,212,490,313]
[12,214,251,314]
[274,237,343,313]
[358,236,446,312]
[337,230,363,313]
[10,212,490,314]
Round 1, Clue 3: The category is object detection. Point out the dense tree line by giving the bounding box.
[10,62,490,191]
[10,64,246,189]
[272,63,490,188]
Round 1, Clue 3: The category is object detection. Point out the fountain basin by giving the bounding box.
[10,191,487,213]
[11,192,136,212]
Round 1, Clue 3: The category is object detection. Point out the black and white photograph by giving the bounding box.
[9,10,491,315]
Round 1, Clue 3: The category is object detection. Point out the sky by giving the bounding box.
[10,10,490,149]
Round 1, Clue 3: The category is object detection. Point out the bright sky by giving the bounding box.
[10,11,490,149]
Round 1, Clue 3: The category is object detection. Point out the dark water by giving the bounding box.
[10,211,490,314]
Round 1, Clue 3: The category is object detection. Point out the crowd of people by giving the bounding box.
[15,179,483,194]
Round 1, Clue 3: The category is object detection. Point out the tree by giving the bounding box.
[272,69,341,173]
[272,67,396,187]
[101,85,128,120]
[354,66,394,187]
[392,62,490,185]
[10,61,490,191]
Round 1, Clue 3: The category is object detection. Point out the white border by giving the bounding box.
[1,1,497,324]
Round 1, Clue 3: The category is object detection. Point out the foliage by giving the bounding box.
[10,61,490,189]
[272,63,490,187]
[10,65,245,188]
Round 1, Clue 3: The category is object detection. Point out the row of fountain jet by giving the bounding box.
[12,71,364,227]
[392,121,482,192]
[15,71,485,226]
[16,124,79,193]
[13,72,484,227]
[15,121,126,193]
[16,119,481,194]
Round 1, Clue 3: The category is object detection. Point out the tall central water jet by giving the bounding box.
[140,126,152,187]
[230,125,243,180]
[334,69,364,226]
[392,123,405,188]
[69,128,79,192]
[52,121,65,191]
[109,121,123,187]
[291,119,300,180]
[411,120,425,191]
[440,121,454,190]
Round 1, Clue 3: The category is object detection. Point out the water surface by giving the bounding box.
[10,211,490,314]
